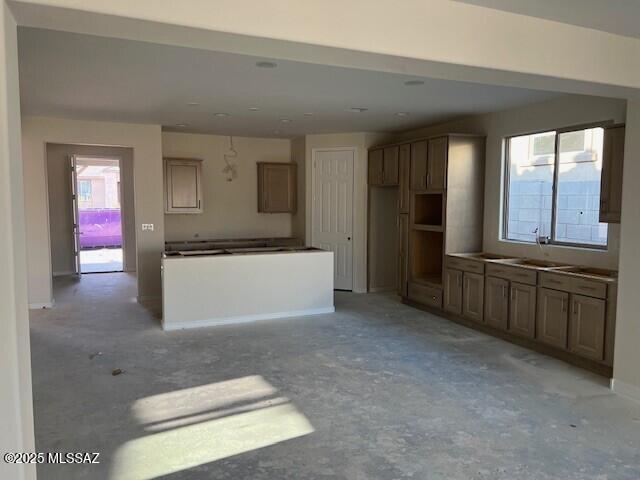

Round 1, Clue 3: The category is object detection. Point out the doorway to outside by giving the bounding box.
[312,148,355,291]
[71,156,124,274]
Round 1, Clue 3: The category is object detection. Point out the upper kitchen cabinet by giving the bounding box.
[398,144,411,213]
[599,124,625,224]
[257,162,297,213]
[165,158,203,214]
[410,140,428,190]
[427,136,447,190]
[368,147,399,186]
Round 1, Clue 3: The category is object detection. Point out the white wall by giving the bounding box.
[162,132,294,241]
[304,132,386,293]
[390,94,627,269]
[613,99,640,400]
[0,4,35,479]
[21,116,164,305]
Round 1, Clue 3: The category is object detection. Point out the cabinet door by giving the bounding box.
[569,294,605,361]
[600,125,625,223]
[508,282,536,338]
[383,146,399,185]
[444,268,463,314]
[463,272,484,323]
[258,163,297,213]
[484,276,508,330]
[368,149,384,186]
[536,288,569,349]
[397,214,409,297]
[165,158,203,214]
[410,141,427,191]
[427,136,447,190]
[398,144,411,213]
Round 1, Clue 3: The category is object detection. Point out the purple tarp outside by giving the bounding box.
[79,209,122,248]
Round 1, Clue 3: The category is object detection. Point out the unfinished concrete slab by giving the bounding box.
[30,273,640,479]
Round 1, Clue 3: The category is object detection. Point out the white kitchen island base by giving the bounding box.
[161,248,334,330]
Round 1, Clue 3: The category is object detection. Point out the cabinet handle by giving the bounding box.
[427,172,431,187]
[502,285,507,298]
[573,301,578,314]
[422,174,427,188]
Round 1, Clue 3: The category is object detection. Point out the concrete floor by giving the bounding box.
[30,273,640,480]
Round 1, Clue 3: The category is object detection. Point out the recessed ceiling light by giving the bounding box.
[347,107,368,113]
[214,112,230,117]
[175,123,189,127]
[395,112,409,117]
[404,79,425,86]
[248,107,260,111]
[187,102,199,107]
[256,61,277,68]
[303,112,314,116]
[280,118,292,123]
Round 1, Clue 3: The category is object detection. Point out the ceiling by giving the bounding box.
[18,27,562,138]
[454,0,640,39]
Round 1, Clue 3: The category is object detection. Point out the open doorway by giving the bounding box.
[71,156,124,274]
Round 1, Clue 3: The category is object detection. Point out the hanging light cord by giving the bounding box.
[222,136,238,181]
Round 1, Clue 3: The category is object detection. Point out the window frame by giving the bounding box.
[502,121,612,250]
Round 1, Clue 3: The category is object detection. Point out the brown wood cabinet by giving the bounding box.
[599,125,625,224]
[368,149,384,185]
[368,147,399,186]
[383,147,399,185]
[427,137,447,190]
[397,214,409,297]
[536,287,569,349]
[509,282,536,338]
[165,158,203,214]
[398,144,411,213]
[484,276,508,330]
[257,162,297,213]
[444,268,463,315]
[410,140,428,190]
[570,294,606,361]
[462,272,484,322]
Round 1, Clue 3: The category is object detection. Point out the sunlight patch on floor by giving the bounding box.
[110,376,314,479]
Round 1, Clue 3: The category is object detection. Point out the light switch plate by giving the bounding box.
[142,223,154,232]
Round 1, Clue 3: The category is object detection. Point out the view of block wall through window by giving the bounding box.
[505,127,607,247]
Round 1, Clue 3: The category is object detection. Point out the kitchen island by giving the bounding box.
[161,246,334,330]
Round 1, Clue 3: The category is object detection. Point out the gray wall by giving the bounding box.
[46,143,136,275]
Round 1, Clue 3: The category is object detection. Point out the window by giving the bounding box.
[78,179,92,202]
[504,126,607,248]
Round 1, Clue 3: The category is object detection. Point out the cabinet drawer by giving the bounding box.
[408,283,442,309]
[571,277,607,299]
[539,272,572,291]
[486,263,537,286]
[445,256,484,274]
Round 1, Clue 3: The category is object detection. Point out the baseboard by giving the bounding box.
[29,299,55,309]
[53,270,75,277]
[611,378,640,403]
[162,306,335,331]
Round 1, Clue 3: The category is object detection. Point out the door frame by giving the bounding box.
[70,154,126,273]
[310,147,356,291]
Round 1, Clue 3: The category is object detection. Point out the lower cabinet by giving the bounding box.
[484,276,508,330]
[508,282,536,339]
[462,272,484,323]
[444,268,463,314]
[536,288,569,349]
[569,294,606,361]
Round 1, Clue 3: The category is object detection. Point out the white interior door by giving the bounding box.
[312,149,354,290]
[69,155,81,275]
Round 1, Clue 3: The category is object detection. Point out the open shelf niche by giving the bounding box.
[409,229,444,288]
[413,193,443,228]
